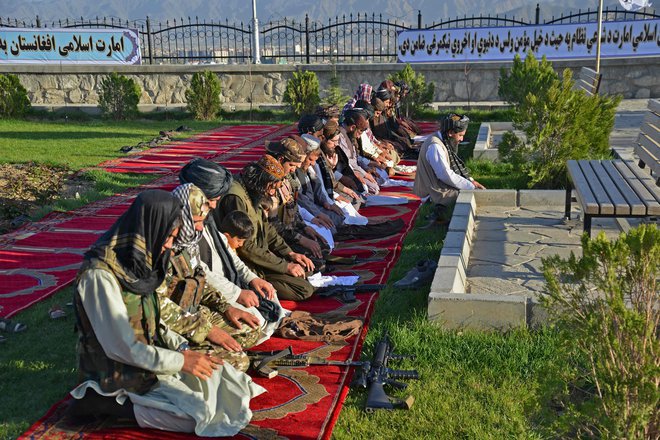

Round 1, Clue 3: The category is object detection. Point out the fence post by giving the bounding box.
[305,14,310,64]
[418,10,422,29]
[35,15,41,28]
[146,16,154,64]
[535,4,540,24]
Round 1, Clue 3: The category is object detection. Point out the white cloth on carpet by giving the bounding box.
[307,273,360,288]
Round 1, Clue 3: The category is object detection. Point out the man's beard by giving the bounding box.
[447,135,460,154]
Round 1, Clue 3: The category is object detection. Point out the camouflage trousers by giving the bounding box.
[190,307,262,373]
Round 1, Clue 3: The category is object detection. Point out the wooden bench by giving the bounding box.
[636,99,660,185]
[574,66,602,96]
[565,99,660,236]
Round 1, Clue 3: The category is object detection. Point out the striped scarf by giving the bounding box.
[172,183,206,260]
[440,133,471,179]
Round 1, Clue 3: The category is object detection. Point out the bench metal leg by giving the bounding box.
[564,187,572,220]
[584,215,592,237]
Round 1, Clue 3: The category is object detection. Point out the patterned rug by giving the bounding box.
[0,124,289,318]
[16,122,436,439]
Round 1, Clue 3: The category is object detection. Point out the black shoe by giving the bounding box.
[393,259,438,289]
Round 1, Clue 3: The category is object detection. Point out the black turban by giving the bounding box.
[298,114,324,135]
[179,157,233,199]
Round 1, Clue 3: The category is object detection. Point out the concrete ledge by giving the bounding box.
[428,293,528,330]
[468,189,517,207]
[430,266,466,294]
[518,190,566,207]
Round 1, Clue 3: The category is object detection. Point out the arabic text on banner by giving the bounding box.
[0,28,141,64]
[397,20,660,63]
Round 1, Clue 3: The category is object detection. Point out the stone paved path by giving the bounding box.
[466,206,625,299]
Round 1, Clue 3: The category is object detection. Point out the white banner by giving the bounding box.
[397,20,659,63]
[0,28,141,64]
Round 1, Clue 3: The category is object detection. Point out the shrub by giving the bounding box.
[498,66,620,188]
[283,70,320,117]
[388,63,435,118]
[185,71,222,120]
[322,65,350,107]
[542,224,659,439]
[498,51,558,107]
[0,73,31,118]
[98,72,141,120]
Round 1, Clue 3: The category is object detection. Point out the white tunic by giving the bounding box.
[71,268,266,437]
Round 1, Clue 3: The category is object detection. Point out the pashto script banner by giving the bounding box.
[397,19,660,63]
[0,27,141,64]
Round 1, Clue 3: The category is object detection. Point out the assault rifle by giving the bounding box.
[248,333,418,412]
[315,284,387,303]
[248,346,370,379]
[355,333,418,412]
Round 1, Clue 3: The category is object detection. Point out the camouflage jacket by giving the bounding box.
[158,250,229,345]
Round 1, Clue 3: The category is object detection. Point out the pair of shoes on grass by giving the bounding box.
[393,259,438,289]
[0,318,28,343]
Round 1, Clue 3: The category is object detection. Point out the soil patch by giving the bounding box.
[0,163,94,233]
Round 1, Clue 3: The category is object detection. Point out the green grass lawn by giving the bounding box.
[0,119,221,169]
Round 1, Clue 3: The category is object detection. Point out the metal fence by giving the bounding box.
[1,5,658,64]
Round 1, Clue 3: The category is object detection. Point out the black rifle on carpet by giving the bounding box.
[314,284,387,303]
[248,333,418,412]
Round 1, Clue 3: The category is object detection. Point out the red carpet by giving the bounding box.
[12,122,434,440]
[0,124,288,318]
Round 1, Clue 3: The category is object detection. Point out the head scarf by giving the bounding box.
[342,83,373,116]
[179,157,233,199]
[440,113,470,134]
[81,190,183,296]
[171,183,209,257]
[372,97,386,112]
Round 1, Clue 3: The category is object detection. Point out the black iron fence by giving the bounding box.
[1,5,657,64]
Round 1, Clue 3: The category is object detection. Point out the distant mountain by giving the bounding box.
[1,0,637,26]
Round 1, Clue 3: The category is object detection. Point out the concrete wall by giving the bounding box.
[1,57,659,110]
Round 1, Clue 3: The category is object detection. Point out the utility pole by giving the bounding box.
[595,0,604,73]
[252,0,261,64]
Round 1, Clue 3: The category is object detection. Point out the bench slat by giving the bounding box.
[613,161,660,215]
[602,161,647,215]
[649,99,660,114]
[620,161,660,214]
[637,134,660,172]
[567,160,600,214]
[579,161,615,214]
[589,160,631,215]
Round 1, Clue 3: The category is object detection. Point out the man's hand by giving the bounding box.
[342,187,359,200]
[289,251,315,272]
[237,289,259,308]
[224,306,260,330]
[286,262,306,277]
[339,175,358,190]
[206,326,242,352]
[298,236,323,259]
[181,350,223,380]
[472,180,486,190]
[249,278,276,300]
[311,215,334,229]
[317,213,335,228]
[305,226,328,246]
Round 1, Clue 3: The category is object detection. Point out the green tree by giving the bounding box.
[388,63,435,118]
[283,70,320,117]
[0,73,31,118]
[98,72,141,120]
[322,64,350,107]
[542,224,659,439]
[498,51,558,107]
[499,59,620,188]
[185,71,222,120]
